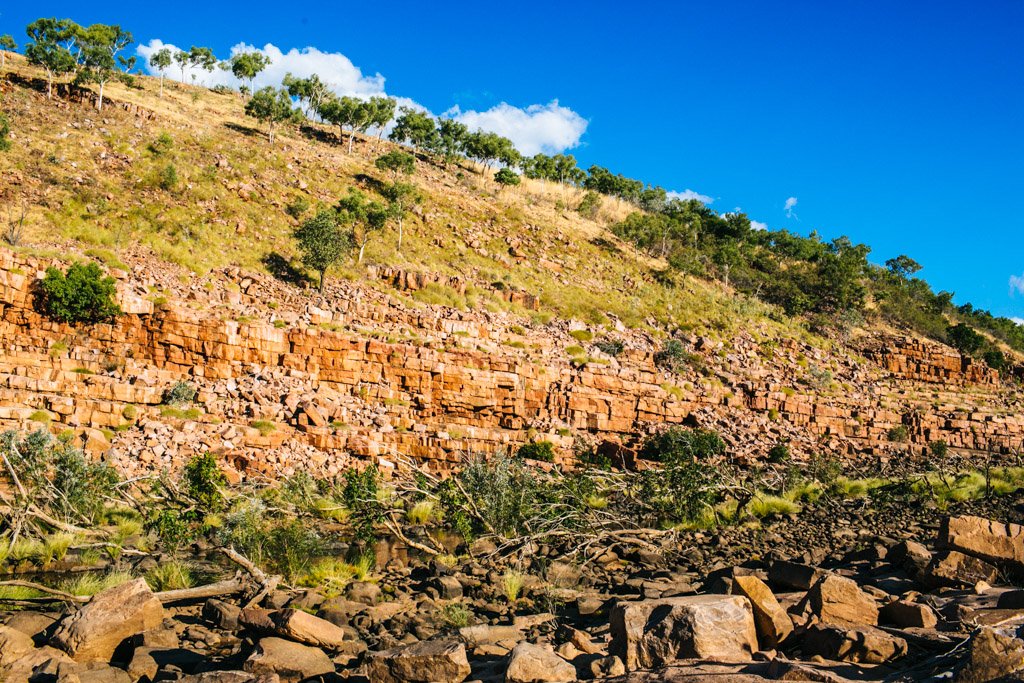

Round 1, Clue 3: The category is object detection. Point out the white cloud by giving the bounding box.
[784,196,799,219]
[667,189,713,204]
[449,100,588,156]
[137,40,587,154]
[137,39,386,98]
[750,220,768,231]
[1011,274,1024,296]
[1012,317,1024,326]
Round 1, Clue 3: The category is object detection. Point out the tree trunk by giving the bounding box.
[397,215,404,252]
[319,270,326,293]
[159,72,164,97]
[268,121,275,144]
[358,240,367,264]
[97,80,105,111]
[46,72,53,100]
[348,129,355,154]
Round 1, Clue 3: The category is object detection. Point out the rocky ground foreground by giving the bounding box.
[4,505,1024,683]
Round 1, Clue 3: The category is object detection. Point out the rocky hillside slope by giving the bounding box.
[1,56,1022,478]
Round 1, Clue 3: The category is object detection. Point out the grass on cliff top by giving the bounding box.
[0,54,805,341]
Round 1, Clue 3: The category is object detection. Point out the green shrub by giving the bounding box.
[0,112,11,152]
[654,339,692,373]
[146,560,195,591]
[148,132,173,156]
[264,519,324,582]
[595,338,624,356]
[639,427,725,463]
[767,442,790,464]
[516,441,555,462]
[182,453,226,511]
[39,262,121,324]
[569,329,593,343]
[158,164,178,190]
[887,425,910,443]
[577,190,602,219]
[983,349,1007,371]
[251,420,276,436]
[163,381,197,405]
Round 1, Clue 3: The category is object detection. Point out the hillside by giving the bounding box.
[1,53,1023,481]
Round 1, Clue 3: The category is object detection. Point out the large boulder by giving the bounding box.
[0,624,36,668]
[954,627,1024,682]
[610,595,758,671]
[244,637,334,683]
[801,574,878,627]
[268,609,350,650]
[768,561,826,591]
[941,515,1024,570]
[731,575,793,648]
[365,640,471,683]
[879,599,938,628]
[505,642,577,683]
[924,551,999,588]
[801,623,908,664]
[50,578,164,662]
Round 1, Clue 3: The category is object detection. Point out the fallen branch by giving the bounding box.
[0,579,89,603]
[156,576,246,604]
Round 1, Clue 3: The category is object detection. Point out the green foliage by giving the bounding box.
[0,112,11,152]
[463,130,520,169]
[576,190,602,219]
[639,427,725,463]
[229,51,271,90]
[245,87,295,144]
[439,602,472,629]
[983,349,1007,371]
[39,262,121,324]
[494,167,521,188]
[163,381,197,405]
[265,519,325,582]
[295,210,353,292]
[887,424,910,443]
[594,338,624,356]
[158,163,178,190]
[341,465,384,544]
[375,150,416,178]
[182,453,226,512]
[24,18,78,97]
[767,441,790,464]
[516,441,555,462]
[146,560,195,591]
[654,339,693,373]
[148,132,174,156]
[947,323,984,355]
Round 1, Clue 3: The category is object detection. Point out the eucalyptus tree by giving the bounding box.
[295,210,351,293]
[24,18,78,99]
[0,35,17,69]
[463,130,520,171]
[321,95,370,152]
[367,96,397,145]
[495,167,521,191]
[383,182,421,252]
[183,46,216,84]
[244,86,294,144]
[389,107,437,151]
[149,48,172,96]
[173,48,189,82]
[375,150,415,181]
[283,73,330,119]
[337,188,388,264]
[230,51,270,96]
[76,23,133,110]
[432,118,468,165]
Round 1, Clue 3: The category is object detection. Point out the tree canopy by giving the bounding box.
[244,86,295,144]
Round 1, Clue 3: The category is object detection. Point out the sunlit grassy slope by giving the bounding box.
[1,54,807,341]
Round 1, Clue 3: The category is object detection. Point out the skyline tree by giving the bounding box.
[389,107,436,150]
[149,47,172,96]
[0,34,16,69]
[76,23,133,111]
[24,18,78,99]
[230,51,271,96]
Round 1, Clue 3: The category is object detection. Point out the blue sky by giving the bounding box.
[3,2,1022,319]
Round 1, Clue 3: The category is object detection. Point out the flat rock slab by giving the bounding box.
[941,515,1024,570]
[802,623,908,664]
[244,637,334,683]
[610,594,757,671]
[505,642,577,683]
[365,639,471,683]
